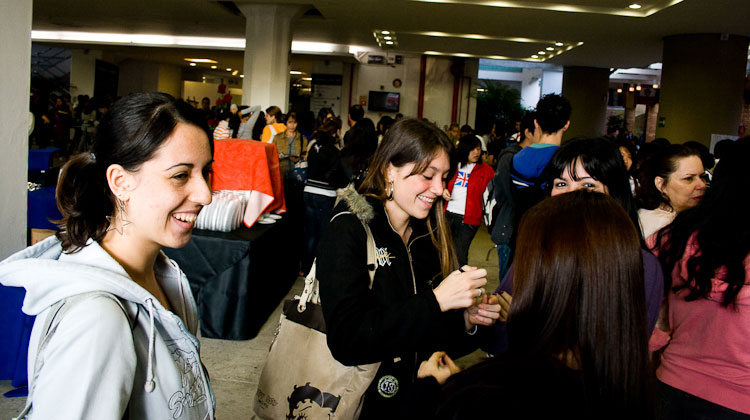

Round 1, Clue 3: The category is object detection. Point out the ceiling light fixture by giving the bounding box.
[290,71,304,75]
[381,31,390,35]
[386,41,394,45]
[555,42,564,46]
[636,85,642,91]
[184,58,218,64]
[189,63,197,67]
[617,88,623,93]
[531,55,538,58]
[628,87,635,92]
[652,83,659,88]
[226,68,232,71]
[210,65,217,69]
[240,74,244,78]
[384,36,392,40]
[546,47,554,51]
[538,51,546,54]
[232,70,239,76]
[628,3,642,9]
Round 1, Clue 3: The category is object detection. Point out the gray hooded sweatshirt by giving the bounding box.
[0,236,215,419]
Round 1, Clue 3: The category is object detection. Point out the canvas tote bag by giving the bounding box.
[253,212,380,420]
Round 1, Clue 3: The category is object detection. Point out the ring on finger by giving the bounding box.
[476,288,484,298]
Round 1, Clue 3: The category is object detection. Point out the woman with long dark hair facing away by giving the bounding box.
[416,191,653,419]
[443,135,495,267]
[316,119,502,419]
[650,138,750,418]
[485,137,664,356]
[0,92,215,419]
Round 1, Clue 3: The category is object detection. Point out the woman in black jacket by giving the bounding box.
[316,119,502,419]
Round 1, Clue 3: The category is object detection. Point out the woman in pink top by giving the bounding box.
[651,137,750,419]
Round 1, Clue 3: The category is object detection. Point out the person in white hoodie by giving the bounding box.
[0,92,216,419]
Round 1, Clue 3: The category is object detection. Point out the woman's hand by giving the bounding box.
[433,266,487,312]
[418,351,461,385]
[497,291,512,322]
[464,293,503,329]
[442,188,452,201]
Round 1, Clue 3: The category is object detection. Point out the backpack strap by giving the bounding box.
[299,211,377,310]
[14,292,130,420]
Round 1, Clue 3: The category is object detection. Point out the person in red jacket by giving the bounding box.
[443,135,495,266]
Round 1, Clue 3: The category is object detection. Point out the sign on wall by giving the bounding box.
[311,74,342,115]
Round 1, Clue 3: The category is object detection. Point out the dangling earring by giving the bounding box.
[106,196,132,234]
[386,180,394,200]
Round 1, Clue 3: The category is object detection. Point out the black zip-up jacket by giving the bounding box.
[317,188,478,419]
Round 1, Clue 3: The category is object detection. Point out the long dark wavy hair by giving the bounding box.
[55,92,211,252]
[359,119,458,277]
[508,191,651,416]
[653,137,750,306]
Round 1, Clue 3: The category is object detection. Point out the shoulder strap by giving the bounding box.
[298,211,377,310]
[15,292,130,420]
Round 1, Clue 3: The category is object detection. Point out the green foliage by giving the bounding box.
[475,80,524,135]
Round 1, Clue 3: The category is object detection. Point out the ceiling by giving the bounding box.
[31,0,750,74]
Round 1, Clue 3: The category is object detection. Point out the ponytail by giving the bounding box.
[55,153,114,252]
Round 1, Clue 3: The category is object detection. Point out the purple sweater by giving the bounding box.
[483,249,664,356]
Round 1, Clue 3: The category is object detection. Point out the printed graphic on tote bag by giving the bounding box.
[286,382,341,419]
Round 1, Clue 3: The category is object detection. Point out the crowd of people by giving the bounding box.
[4,90,748,419]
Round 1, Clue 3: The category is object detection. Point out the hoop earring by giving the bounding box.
[106,197,132,235]
[386,180,394,201]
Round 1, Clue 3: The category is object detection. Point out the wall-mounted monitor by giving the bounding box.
[368,91,400,113]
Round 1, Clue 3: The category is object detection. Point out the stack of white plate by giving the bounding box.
[195,191,249,232]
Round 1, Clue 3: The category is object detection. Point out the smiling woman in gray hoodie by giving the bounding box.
[0,92,215,419]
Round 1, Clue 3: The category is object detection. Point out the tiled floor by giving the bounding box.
[1,228,500,419]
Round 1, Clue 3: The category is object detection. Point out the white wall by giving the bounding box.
[0,0,32,258]
[541,70,563,96]
[353,57,421,124]
[70,49,101,99]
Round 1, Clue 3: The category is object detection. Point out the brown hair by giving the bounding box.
[265,105,283,122]
[635,144,702,210]
[56,92,211,252]
[508,191,651,415]
[359,119,458,277]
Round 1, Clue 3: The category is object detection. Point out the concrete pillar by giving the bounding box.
[237,4,305,110]
[0,0,32,258]
[624,88,636,134]
[656,34,749,145]
[70,49,101,99]
[645,103,659,142]
[561,66,610,140]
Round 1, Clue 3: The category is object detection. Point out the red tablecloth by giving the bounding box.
[212,139,286,227]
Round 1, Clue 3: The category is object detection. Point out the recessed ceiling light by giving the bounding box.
[384,36,392,40]
[538,51,546,54]
[628,87,635,92]
[628,3,642,9]
[381,31,390,35]
[226,68,232,71]
[184,58,218,64]
[232,70,239,76]
[636,85,642,91]
[546,47,554,51]
[555,42,564,47]
[531,55,539,58]
[386,41,394,45]
[290,70,303,75]
[189,63,197,67]
[210,65,217,69]
[240,74,244,78]
[617,88,623,93]
[652,83,659,88]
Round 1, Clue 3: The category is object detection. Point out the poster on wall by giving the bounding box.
[311,74,342,115]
